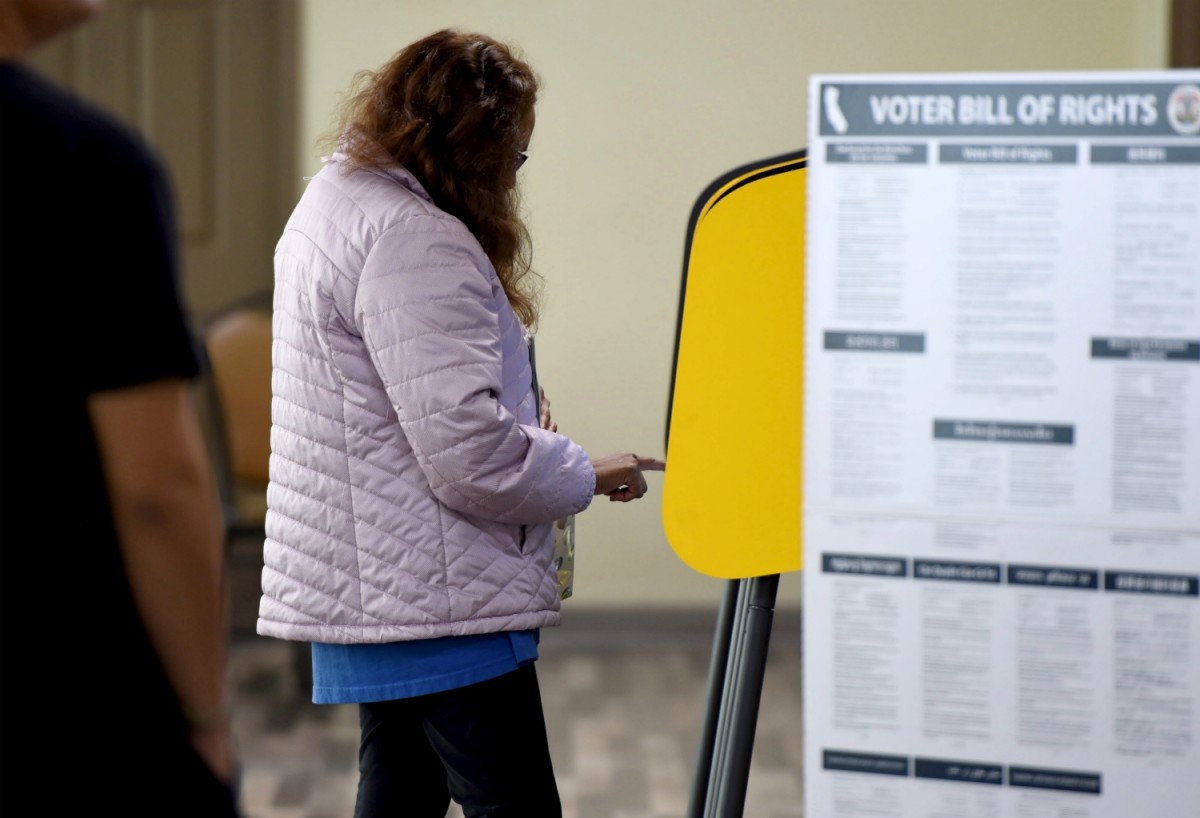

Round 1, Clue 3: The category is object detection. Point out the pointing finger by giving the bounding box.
[637,457,666,472]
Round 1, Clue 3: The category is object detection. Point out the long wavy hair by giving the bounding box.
[323,29,542,327]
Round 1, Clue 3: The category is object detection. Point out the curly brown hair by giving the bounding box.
[323,29,542,327]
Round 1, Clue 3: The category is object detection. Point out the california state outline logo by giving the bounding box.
[1166,84,1200,135]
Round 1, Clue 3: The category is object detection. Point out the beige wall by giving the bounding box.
[294,0,1169,610]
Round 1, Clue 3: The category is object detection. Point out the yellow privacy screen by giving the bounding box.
[662,150,806,579]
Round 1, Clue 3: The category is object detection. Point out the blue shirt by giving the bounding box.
[310,630,540,704]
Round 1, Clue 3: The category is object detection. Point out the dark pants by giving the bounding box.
[355,663,562,818]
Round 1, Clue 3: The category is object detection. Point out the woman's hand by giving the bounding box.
[539,388,557,432]
[590,452,666,502]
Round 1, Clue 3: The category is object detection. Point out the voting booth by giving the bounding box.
[662,149,807,818]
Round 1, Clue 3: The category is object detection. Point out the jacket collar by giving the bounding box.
[324,133,434,203]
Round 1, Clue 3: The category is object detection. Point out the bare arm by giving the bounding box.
[88,377,235,782]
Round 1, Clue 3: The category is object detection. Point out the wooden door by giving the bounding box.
[28,0,298,316]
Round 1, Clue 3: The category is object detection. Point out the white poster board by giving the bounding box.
[803,70,1200,818]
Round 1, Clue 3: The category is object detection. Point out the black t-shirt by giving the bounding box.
[0,62,237,814]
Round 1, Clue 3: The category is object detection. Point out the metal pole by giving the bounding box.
[707,580,750,816]
[687,579,742,818]
[711,573,780,818]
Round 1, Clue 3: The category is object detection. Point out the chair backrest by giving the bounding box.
[204,307,273,485]
[198,295,274,545]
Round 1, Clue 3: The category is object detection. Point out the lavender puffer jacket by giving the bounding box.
[257,152,595,644]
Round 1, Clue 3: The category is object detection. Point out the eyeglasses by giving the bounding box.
[513,151,529,171]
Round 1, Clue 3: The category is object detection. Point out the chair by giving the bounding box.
[200,294,273,556]
[198,293,312,696]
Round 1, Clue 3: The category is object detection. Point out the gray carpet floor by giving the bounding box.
[227,609,804,818]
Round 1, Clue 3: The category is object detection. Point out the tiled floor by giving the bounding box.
[227,608,805,818]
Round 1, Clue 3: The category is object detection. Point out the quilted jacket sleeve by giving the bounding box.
[356,215,596,525]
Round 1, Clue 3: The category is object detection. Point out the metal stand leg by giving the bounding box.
[688,579,741,818]
[692,573,780,818]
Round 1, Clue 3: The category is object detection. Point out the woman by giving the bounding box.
[257,28,664,817]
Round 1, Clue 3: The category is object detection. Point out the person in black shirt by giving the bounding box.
[0,2,241,814]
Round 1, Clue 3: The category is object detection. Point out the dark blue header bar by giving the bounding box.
[823,553,909,578]
[818,79,1200,137]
